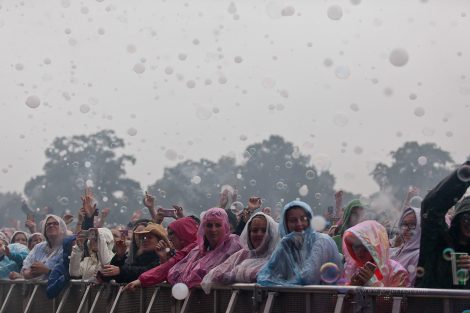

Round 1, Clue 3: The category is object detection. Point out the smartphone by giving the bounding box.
[119,229,129,239]
[27,213,35,222]
[365,261,377,272]
[80,230,90,238]
[327,206,334,215]
[159,208,176,217]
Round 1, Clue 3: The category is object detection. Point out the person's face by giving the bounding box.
[134,225,146,247]
[286,208,309,233]
[348,207,365,227]
[45,217,60,238]
[168,227,183,250]
[204,219,224,248]
[13,234,28,247]
[249,216,267,249]
[89,235,98,252]
[400,212,417,242]
[140,233,160,252]
[29,235,43,250]
[459,214,470,240]
[346,235,373,263]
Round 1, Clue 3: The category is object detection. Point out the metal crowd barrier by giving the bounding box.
[1,280,470,313]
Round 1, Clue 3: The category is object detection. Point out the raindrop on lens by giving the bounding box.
[335,66,350,79]
[442,247,455,261]
[320,262,341,283]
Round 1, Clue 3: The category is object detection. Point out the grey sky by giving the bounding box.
[1,0,469,197]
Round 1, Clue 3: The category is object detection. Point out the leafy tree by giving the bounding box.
[23,130,142,225]
[371,141,454,206]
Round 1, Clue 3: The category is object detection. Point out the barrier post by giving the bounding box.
[0,284,16,313]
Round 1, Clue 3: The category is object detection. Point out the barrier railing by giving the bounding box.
[1,280,470,313]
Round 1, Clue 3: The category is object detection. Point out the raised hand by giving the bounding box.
[172,205,184,219]
[81,187,96,218]
[25,219,37,233]
[143,192,155,209]
[335,190,343,211]
[219,189,229,209]
[247,197,262,211]
[123,280,142,292]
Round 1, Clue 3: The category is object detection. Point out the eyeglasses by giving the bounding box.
[45,221,60,228]
[400,223,417,230]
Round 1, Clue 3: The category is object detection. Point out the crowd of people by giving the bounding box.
[0,161,469,299]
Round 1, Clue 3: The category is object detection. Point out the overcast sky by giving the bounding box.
[1,0,469,197]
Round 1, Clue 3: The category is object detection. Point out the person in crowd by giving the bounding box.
[416,161,470,288]
[390,206,421,285]
[167,208,242,288]
[0,232,29,278]
[234,197,262,235]
[22,214,67,279]
[69,228,115,280]
[202,212,279,293]
[331,199,366,253]
[100,222,168,283]
[46,235,76,298]
[10,231,28,247]
[257,200,342,286]
[28,233,44,251]
[343,220,410,287]
[124,217,199,291]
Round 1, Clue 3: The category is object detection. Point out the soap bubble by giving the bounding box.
[80,104,90,113]
[457,165,470,182]
[127,127,138,136]
[417,156,428,166]
[171,283,189,300]
[335,66,351,79]
[249,179,257,186]
[333,113,349,127]
[389,48,409,67]
[409,196,423,208]
[315,193,322,200]
[305,170,316,180]
[414,107,425,117]
[442,248,455,261]
[457,269,469,285]
[281,6,295,16]
[327,5,343,20]
[298,185,309,197]
[416,266,425,277]
[59,197,69,206]
[320,262,341,283]
[312,216,327,231]
[276,181,285,190]
[234,56,243,63]
[133,63,145,74]
[25,95,41,108]
[191,176,201,184]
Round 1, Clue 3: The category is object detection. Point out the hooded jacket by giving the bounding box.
[343,220,409,287]
[202,213,279,293]
[167,208,242,288]
[46,235,76,298]
[257,201,342,286]
[139,217,199,287]
[390,207,421,285]
[332,199,364,254]
[416,161,470,288]
[69,228,115,280]
[0,243,29,278]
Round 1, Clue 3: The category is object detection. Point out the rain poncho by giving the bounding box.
[332,199,364,254]
[47,235,76,299]
[69,228,115,280]
[390,207,421,285]
[0,243,29,278]
[343,220,410,287]
[139,217,199,287]
[202,213,279,293]
[22,214,67,280]
[257,201,342,286]
[167,208,242,288]
[11,231,29,246]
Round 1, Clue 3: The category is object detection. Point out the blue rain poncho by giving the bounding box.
[257,200,342,286]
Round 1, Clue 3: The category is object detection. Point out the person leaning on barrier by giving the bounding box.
[331,199,366,254]
[124,217,199,291]
[257,200,342,286]
[201,212,279,294]
[46,235,76,299]
[416,161,470,289]
[343,220,410,287]
[167,208,242,288]
[0,232,29,278]
[99,222,168,283]
[21,214,67,280]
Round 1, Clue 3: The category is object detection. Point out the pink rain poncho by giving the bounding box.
[201,212,279,293]
[343,220,410,287]
[167,208,242,288]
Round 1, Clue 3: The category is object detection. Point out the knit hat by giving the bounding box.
[134,223,170,246]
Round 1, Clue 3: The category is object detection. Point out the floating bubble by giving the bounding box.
[416,266,425,277]
[266,0,283,19]
[320,262,341,283]
[234,56,243,63]
[25,95,41,108]
[127,127,138,136]
[443,248,455,261]
[178,53,187,61]
[312,216,327,232]
[350,103,359,112]
[281,6,295,16]
[422,127,435,137]
[15,63,24,71]
[323,58,333,67]
[335,66,351,79]
[327,5,343,20]
[218,76,228,84]
[97,27,105,35]
[239,135,248,141]
[315,193,322,200]
[285,161,293,169]
[165,149,178,161]
[298,185,309,197]
[191,176,201,184]
[159,190,167,198]
[186,80,196,88]
[409,93,417,100]
[133,63,145,74]
[414,107,425,117]
[417,156,428,166]
[227,2,237,14]
[196,106,212,120]
[457,165,470,182]
[220,185,235,195]
[407,264,416,273]
[75,178,85,189]
[80,104,90,113]
[172,283,189,300]
[333,113,349,127]
[85,179,94,187]
[59,197,69,206]
[249,179,257,186]
[457,269,469,285]
[164,66,174,75]
[276,181,285,190]
[305,170,316,180]
[354,146,363,155]
[126,44,136,53]
[84,161,91,168]
[389,48,409,67]
[72,161,79,167]
[409,196,423,208]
